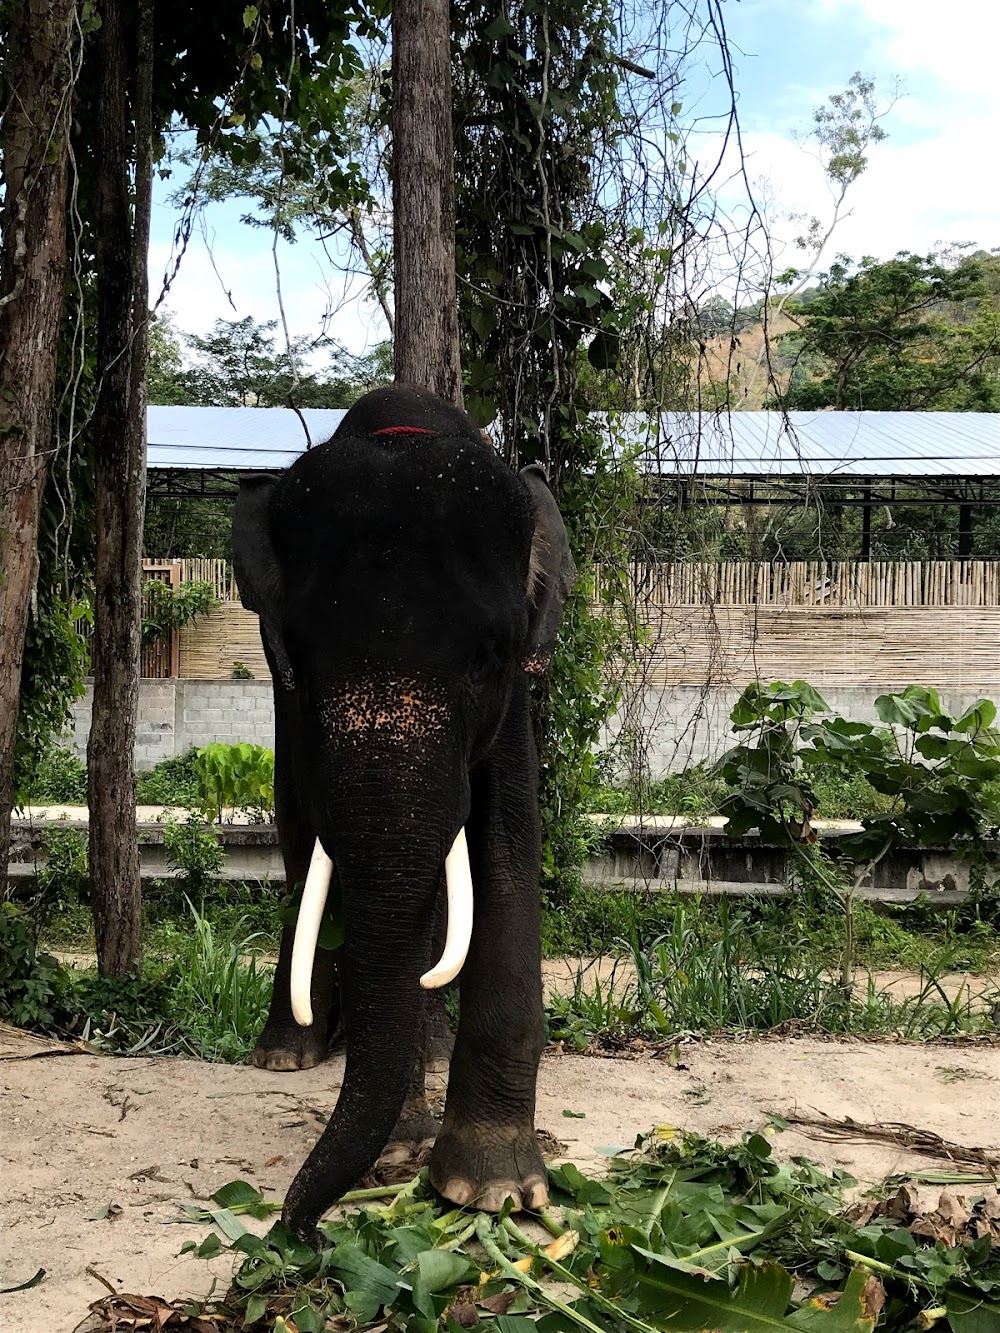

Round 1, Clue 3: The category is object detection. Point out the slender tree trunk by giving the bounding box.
[88,0,154,975]
[0,0,77,889]
[391,0,463,406]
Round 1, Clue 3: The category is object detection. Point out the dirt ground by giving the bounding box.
[3,1027,999,1333]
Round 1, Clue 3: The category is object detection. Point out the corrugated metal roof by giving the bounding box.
[148,406,347,471]
[148,405,1000,479]
[619,410,1000,478]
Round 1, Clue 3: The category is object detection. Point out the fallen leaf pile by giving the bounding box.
[850,1182,1000,1249]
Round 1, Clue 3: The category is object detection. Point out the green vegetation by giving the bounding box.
[193,741,275,822]
[135,750,202,806]
[546,901,999,1049]
[141,578,218,645]
[779,249,1000,413]
[163,1130,1000,1333]
[1,898,272,1062]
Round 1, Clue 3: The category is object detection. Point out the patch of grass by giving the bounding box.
[542,883,1000,975]
[588,761,905,822]
[589,764,727,817]
[26,899,274,1062]
[170,898,273,1062]
[546,901,1000,1046]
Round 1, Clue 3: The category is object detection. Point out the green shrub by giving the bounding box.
[35,825,89,928]
[193,742,275,822]
[142,579,218,645]
[161,816,225,901]
[21,741,87,804]
[0,904,67,1028]
[135,750,201,806]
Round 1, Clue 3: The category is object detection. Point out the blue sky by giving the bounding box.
[149,0,998,356]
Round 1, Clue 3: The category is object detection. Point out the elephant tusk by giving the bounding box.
[420,827,473,990]
[290,838,334,1027]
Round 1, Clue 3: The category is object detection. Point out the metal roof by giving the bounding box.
[148,406,347,472]
[147,405,1000,480]
[617,411,1000,479]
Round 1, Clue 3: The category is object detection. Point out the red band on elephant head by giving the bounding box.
[373,425,438,438]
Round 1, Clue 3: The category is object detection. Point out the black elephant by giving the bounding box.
[233,385,575,1241]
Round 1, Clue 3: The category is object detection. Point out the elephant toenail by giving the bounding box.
[524,1179,549,1210]
[380,1143,411,1166]
[479,1184,522,1213]
[441,1177,475,1206]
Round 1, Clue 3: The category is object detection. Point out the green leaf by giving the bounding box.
[413,1249,476,1318]
[211,1180,263,1210]
[634,1258,879,1331]
[946,1290,1000,1332]
[209,1207,249,1241]
[244,1293,268,1323]
[563,1108,587,1118]
[328,1242,402,1310]
[954,699,998,733]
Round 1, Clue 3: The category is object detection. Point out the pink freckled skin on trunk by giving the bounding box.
[318,675,450,749]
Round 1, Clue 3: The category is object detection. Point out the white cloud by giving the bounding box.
[147,225,389,357]
[819,0,1000,105]
[704,1,1000,285]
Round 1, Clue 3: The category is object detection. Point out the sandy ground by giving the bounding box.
[3,1027,999,1333]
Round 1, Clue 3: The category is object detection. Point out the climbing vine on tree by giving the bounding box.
[450,0,673,897]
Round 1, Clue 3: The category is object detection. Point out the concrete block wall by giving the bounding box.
[602,682,1000,779]
[69,677,1000,776]
[70,680,276,769]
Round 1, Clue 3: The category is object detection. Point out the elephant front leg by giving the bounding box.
[254,682,341,1071]
[253,925,341,1071]
[429,711,548,1212]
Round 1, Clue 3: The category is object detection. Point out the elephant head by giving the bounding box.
[233,385,574,1237]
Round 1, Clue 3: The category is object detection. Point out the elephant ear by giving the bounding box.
[233,474,295,690]
[518,464,577,674]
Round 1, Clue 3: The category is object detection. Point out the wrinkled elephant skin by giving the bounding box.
[232,385,575,1240]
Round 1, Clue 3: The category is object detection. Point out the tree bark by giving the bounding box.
[391,0,463,407]
[0,0,77,889]
[87,0,154,975]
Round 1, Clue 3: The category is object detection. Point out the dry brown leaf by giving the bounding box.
[447,1302,479,1328]
[479,1291,519,1316]
[861,1276,887,1321]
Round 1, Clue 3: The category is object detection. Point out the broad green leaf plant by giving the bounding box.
[718,681,1000,986]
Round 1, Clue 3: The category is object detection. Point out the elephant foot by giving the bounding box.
[429,1122,548,1213]
[252,1019,332,1071]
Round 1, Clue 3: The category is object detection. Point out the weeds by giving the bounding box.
[546,900,1000,1047]
[13,899,273,1062]
[171,898,273,1062]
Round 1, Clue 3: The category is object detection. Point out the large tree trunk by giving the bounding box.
[391,0,463,407]
[87,0,154,975]
[0,0,77,889]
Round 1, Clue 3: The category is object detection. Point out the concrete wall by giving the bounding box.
[70,680,276,769]
[70,677,1000,775]
[602,682,1000,778]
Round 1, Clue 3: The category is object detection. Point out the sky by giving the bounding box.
[148,0,999,358]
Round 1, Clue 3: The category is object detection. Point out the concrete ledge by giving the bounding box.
[9,817,997,906]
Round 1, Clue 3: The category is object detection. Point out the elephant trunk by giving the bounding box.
[281,770,464,1240]
[290,826,471,1026]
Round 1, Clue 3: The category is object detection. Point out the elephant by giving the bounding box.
[232,384,575,1242]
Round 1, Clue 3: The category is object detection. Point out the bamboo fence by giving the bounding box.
[71,558,1000,683]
